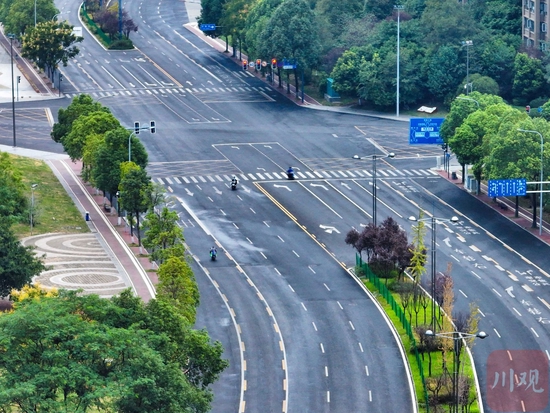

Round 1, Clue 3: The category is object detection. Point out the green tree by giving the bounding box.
[51,94,110,144]
[244,0,282,60]
[119,166,152,245]
[2,0,57,35]
[330,47,369,96]
[219,0,253,57]
[91,128,148,203]
[63,111,120,162]
[466,73,500,96]
[258,0,320,92]
[156,256,200,324]
[0,291,223,412]
[0,219,46,297]
[198,0,227,39]
[426,46,461,101]
[143,207,185,264]
[512,53,546,105]
[21,21,82,79]
[0,152,27,220]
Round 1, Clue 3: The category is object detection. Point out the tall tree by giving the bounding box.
[198,0,227,39]
[119,166,152,246]
[21,21,83,79]
[143,207,185,264]
[2,0,57,35]
[0,152,27,220]
[0,219,46,297]
[512,53,546,105]
[51,94,111,144]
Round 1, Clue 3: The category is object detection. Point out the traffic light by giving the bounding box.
[150,121,156,134]
[59,74,63,82]
[271,58,277,70]
[255,59,261,71]
[441,143,448,151]
[243,60,247,70]
[134,121,140,135]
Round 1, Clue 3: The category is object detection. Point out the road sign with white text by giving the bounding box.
[409,118,445,145]
[487,178,527,197]
[199,24,216,31]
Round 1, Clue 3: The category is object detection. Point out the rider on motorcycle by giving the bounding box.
[210,246,217,258]
[287,166,294,179]
[231,175,239,187]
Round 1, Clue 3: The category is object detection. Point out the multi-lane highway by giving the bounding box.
[3,0,550,411]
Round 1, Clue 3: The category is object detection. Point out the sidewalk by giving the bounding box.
[0,144,157,301]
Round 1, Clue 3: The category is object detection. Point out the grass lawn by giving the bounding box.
[363,277,481,413]
[9,155,89,238]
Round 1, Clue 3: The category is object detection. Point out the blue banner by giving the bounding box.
[487,179,527,197]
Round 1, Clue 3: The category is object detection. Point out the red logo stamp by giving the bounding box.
[487,350,548,412]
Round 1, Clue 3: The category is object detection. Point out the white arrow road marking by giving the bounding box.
[213,187,222,195]
[320,225,340,234]
[257,167,266,171]
[231,146,240,149]
[242,185,251,193]
[185,188,194,196]
[264,145,272,149]
[310,183,328,190]
[505,286,515,298]
[274,185,291,191]
[360,223,368,227]
[443,237,451,247]
[341,182,351,190]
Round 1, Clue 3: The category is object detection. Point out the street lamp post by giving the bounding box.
[8,34,16,147]
[456,96,479,108]
[426,329,487,413]
[461,40,473,95]
[30,184,38,235]
[34,0,37,26]
[115,191,121,225]
[518,129,544,235]
[409,215,459,332]
[372,153,395,226]
[394,5,404,117]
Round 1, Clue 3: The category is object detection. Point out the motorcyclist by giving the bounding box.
[210,246,217,258]
[287,166,294,180]
[231,175,239,187]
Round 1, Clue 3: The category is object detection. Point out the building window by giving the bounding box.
[541,2,548,13]
[541,42,547,51]
[542,22,548,32]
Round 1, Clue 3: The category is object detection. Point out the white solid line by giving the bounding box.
[493,288,502,297]
[274,268,281,275]
[288,284,294,292]
[513,307,522,316]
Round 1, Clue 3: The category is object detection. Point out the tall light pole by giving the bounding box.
[409,215,458,332]
[461,40,473,95]
[372,153,395,226]
[394,5,404,117]
[426,329,487,413]
[8,33,16,147]
[518,129,544,235]
[30,184,38,235]
[34,0,37,26]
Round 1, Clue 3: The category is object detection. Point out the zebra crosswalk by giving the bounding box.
[64,86,275,100]
[154,168,441,185]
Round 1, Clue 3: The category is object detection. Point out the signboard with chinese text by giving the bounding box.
[409,118,445,145]
[487,178,527,197]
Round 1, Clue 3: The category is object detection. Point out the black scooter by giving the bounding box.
[287,169,295,180]
[210,250,217,261]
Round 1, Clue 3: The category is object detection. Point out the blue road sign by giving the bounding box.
[487,178,527,197]
[409,118,445,145]
[199,24,216,31]
[282,58,297,69]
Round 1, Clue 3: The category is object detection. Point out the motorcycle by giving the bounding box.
[210,250,217,261]
[231,181,238,190]
[287,170,295,180]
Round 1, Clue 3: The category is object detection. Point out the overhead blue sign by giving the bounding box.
[409,118,445,145]
[487,178,527,197]
[199,24,216,31]
[282,58,297,69]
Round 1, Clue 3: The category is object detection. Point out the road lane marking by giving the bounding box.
[288,284,294,292]
[494,328,501,338]
[531,327,540,338]
[309,265,316,273]
[471,271,481,279]
[320,343,325,353]
[337,301,343,310]
[327,391,330,402]
[274,268,281,275]
[513,307,522,316]
[349,321,355,330]
[522,284,534,292]
[312,322,317,331]
[478,309,485,317]
[358,342,364,352]
[278,235,285,242]
[492,288,502,297]
[246,237,253,244]
[233,223,239,229]
[301,302,307,311]
[293,250,300,257]
[260,252,267,259]
[324,283,331,291]
[365,366,369,376]
[325,366,329,377]
[459,289,467,298]
[263,221,270,227]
